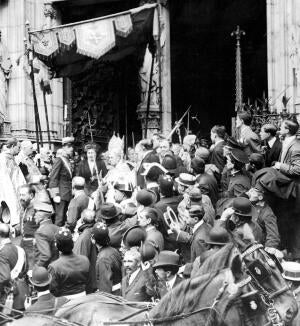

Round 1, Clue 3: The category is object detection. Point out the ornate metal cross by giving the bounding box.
[231,25,245,112]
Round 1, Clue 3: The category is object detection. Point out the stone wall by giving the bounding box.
[0,0,64,146]
[267,0,300,115]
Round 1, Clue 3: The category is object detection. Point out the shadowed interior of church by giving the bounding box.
[57,0,267,147]
[170,0,267,139]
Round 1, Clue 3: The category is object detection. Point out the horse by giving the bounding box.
[6,222,298,326]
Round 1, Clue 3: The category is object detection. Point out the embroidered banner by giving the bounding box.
[57,27,75,49]
[114,14,133,37]
[31,30,59,60]
[75,19,116,59]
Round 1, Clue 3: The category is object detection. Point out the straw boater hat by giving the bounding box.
[282,261,300,282]
[175,173,196,187]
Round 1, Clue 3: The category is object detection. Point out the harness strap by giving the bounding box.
[241,244,263,259]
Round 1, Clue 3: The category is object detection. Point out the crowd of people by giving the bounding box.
[0,111,300,319]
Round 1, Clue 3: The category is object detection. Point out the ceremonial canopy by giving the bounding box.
[29,4,157,78]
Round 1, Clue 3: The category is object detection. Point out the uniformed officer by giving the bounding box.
[48,228,89,299]
[48,137,74,226]
[19,184,38,269]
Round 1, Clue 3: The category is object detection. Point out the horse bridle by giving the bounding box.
[240,243,289,326]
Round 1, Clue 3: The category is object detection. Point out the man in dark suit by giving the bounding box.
[153,251,182,300]
[48,228,89,299]
[209,125,227,173]
[65,177,90,232]
[121,247,155,302]
[274,119,300,259]
[48,137,74,226]
[34,202,59,268]
[91,223,122,295]
[171,205,211,262]
[236,112,261,155]
[155,175,181,215]
[191,158,219,207]
[260,123,282,167]
[136,139,160,188]
[73,209,97,294]
[98,203,137,249]
[26,266,67,315]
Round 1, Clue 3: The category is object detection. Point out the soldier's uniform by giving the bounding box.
[33,202,59,268]
[20,201,39,270]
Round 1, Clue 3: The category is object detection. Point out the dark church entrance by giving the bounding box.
[169,0,267,139]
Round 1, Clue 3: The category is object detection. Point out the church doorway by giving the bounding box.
[169,0,267,139]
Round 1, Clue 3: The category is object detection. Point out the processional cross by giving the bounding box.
[231,25,245,112]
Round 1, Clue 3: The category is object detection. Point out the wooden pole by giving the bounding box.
[144,52,155,139]
[42,84,51,147]
[25,23,40,152]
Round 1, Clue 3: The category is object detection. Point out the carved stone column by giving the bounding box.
[0,31,12,136]
[137,0,172,138]
[137,46,161,138]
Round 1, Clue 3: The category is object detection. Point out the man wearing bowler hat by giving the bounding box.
[153,251,182,299]
[171,205,211,263]
[91,223,122,295]
[48,137,74,226]
[26,266,67,315]
[97,203,137,249]
[219,197,263,244]
[48,228,89,299]
[246,185,280,250]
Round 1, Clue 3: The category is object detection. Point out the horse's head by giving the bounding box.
[228,223,298,324]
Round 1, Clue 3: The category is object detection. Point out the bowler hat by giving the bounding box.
[205,225,230,246]
[188,205,205,218]
[136,189,156,207]
[139,242,157,262]
[230,148,249,164]
[282,261,300,281]
[30,266,52,287]
[91,223,110,246]
[153,250,180,269]
[162,155,177,174]
[188,187,202,202]
[191,158,205,174]
[122,225,147,248]
[62,136,74,146]
[158,175,174,196]
[232,197,252,217]
[175,173,196,187]
[99,203,121,220]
